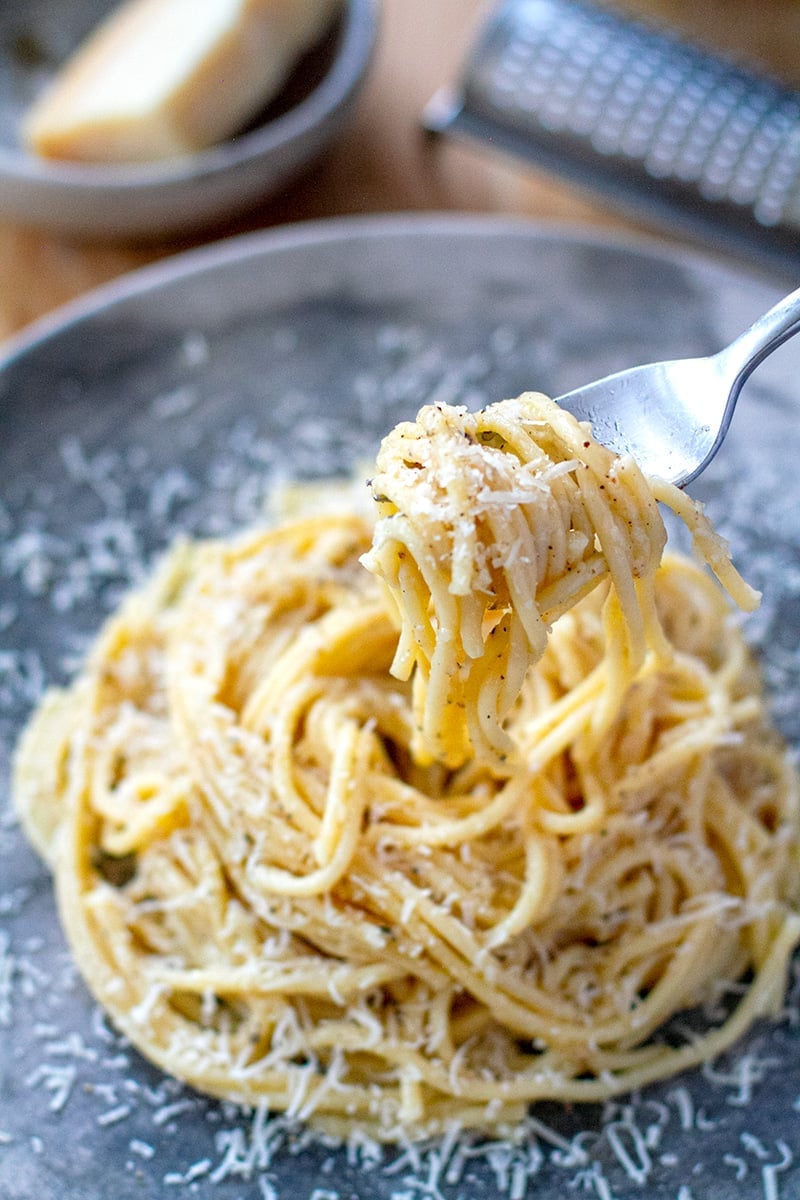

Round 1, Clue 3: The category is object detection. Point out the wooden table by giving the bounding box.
[0,0,794,342]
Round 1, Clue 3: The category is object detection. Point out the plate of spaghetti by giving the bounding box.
[1,215,799,1200]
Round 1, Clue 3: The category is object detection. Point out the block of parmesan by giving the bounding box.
[23,0,340,163]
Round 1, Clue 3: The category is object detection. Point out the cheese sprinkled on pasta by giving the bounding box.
[14,395,799,1141]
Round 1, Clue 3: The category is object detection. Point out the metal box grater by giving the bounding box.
[424,0,800,274]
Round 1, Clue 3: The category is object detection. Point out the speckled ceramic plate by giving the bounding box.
[1,215,799,1200]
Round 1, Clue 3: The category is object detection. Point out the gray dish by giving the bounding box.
[0,0,377,240]
[1,214,799,1200]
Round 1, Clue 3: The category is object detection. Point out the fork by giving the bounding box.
[556,285,800,487]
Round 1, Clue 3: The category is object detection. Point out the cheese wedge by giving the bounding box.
[23,0,340,162]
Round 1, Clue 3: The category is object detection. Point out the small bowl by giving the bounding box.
[0,0,378,241]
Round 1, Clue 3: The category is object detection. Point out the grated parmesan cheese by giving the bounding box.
[3,318,800,1200]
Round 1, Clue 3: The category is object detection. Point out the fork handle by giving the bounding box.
[720,285,800,401]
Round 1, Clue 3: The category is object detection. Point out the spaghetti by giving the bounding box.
[362,393,759,768]
[13,394,800,1140]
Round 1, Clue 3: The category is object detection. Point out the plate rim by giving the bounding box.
[0,211,783,372]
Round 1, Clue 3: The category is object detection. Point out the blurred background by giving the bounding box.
[1,0,799,340]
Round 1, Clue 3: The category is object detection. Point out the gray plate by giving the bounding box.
[0,0,377,239]
[1,215,799,1200]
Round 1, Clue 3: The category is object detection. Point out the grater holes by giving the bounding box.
[461,0,800,244]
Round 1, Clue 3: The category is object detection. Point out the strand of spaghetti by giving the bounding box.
[484,826,561,948]
[651,476,760,611]
[313,720,370,868]
[149,959,406,998]
[242,727,370,897]
[521,666,608,766]
[246,676,330,833]
[367,772,530,846]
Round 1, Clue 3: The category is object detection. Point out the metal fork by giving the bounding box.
[556,285,800,487]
